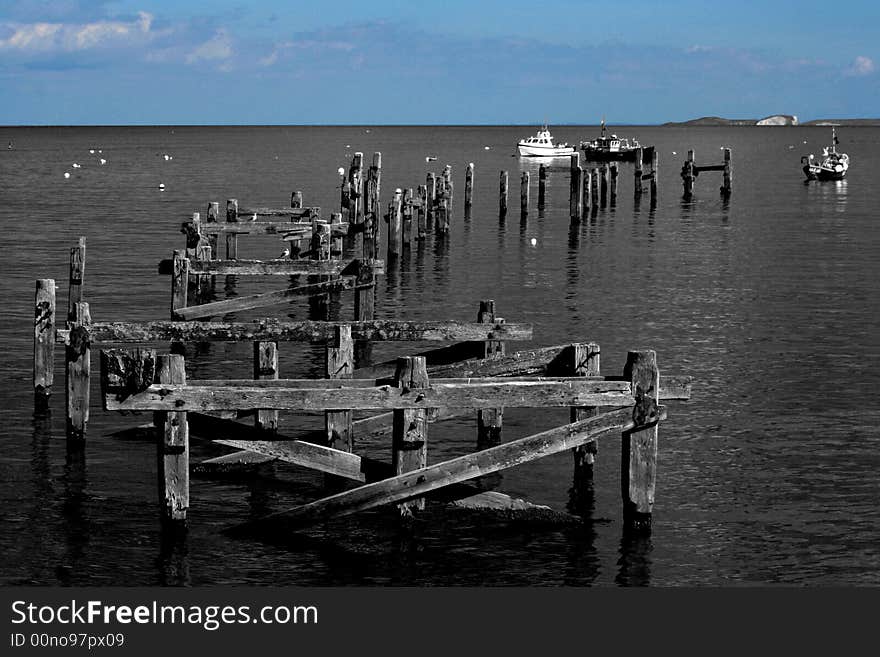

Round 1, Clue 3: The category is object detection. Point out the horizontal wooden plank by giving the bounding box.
[693,164,726,173]
[234,404,665,529]
[196,220,346,236]
[173,277,360,320]
[215,439,368,481]
[66,320,531,344]
[159,258,345,276]
[104,378,635,412]
[237,207,318,218]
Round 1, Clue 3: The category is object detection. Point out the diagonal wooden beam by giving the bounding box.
[232,402,665,531]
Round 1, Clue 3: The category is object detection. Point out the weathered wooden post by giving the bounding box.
[330,212,344,257]
[633,147,644,196]
[426,172,436,230]
[67,237,86,323]
[538,163,547,210]
[170,250,188,320]
[353,260,375,366]
[609,164,619,206]
[225,199,238,260]
[622,350,660,528]
[340,176,351,223]
[392,356,429,516]
[721,148,732,196]
[387,188,403,261]
[349,152,364,225]
[34,279,56,406]
[477,300,503,447]
[155,353,189,523]
[570,343,600,495]
[435,170,449,234]
[254,341,278,433]
[581,167,590,218]
[464,162,474,221]
[291,191,303,209]
[600,165,608,207]
[650,149,659,203]
[402,188,414,245]
[499,170,508,219]
[443,165,454,228]
[590,168,599,208]
[569,153,581,220]
[312,221,331,261]
[682,150,695,199]
[66,301,91,442]
[520,171,530,218]
[325,325,354,452]
[417,184,428,239]
[206,202,219,264]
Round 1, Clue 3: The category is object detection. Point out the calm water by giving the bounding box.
[0,125,878,586]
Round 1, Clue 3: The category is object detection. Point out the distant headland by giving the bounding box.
[662,115,880,127]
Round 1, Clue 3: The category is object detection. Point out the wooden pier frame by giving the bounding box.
[681,148,731,199]
[464,163,474,220]
[520,171,530,218]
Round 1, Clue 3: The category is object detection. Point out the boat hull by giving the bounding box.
[581,147,639,162]
[517,143,575,157]
[803,164,847,181]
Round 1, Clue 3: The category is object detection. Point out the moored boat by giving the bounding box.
[579,119,642,161]
[802,126,849,181]
[517,125,575,157]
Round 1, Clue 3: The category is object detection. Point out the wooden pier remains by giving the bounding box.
[681,148,732,199]
[29,146,698,546]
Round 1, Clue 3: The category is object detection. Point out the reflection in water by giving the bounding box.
[615,525,653,586]
[60,446,89,586]
[157,523,190,586]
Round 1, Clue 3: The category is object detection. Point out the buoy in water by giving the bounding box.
[64,172,70,179]
[158,183,165,190]
[337,167,345,176]
[530,238,537,246]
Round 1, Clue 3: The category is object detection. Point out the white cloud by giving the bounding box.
[186,29,232,64]
[0,12,154,51]
[846,55,875,76]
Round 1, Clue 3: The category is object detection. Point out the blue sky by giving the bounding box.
[1,0,877,124]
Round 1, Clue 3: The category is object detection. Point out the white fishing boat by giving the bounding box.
[517,125,575,157]
[801,126,849,181]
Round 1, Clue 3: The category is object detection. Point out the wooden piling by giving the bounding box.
[253,341,278,433]
[600,166,608,207]
[155,353,189,523]
[634,147,644,196]
[570,343,600,485]
[325,325,354,452]
[622,350,660,528]
[387,189,402,261]
[590,168,599,207]
[464,162,474,221]
[417,185,427,239]
[330,212,344,257]
[435,169,449,233]
[206,202,220,263]
[171,250,188,320]
[477,300,503,447]
[443,165,454,228]
[581,167,590,218]
[353,261,376,366]
[392,356,429,516]
[312,221,331,261]
[67,237,86,323]
[426,172,436,230]
[569,153,581,219]
[348,152,364,225]
[225,199,238,260]
[610,164,619,205]
[721,148,732,196]
[499,171,509,219]
[34,279,56,404]
[683,150,695,199]
[291,191,303,209]
[402,188,414,245]
[65,301,91,442]
[650,149,659,202]
[538,164,546,210]
[520,171,530,218]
